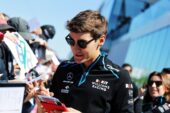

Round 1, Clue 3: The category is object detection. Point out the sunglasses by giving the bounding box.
[65,34,95,49]
[148,80,162,87]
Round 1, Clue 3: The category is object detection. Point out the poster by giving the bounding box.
[4,32,38,73]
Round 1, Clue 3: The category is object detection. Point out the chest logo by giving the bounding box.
[67,72,73,81]
[92,79,110,91]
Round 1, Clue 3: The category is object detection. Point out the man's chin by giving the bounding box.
[74,58,84,64]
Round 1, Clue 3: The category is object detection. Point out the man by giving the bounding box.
[122,63,142,113]
[38,10,134,113]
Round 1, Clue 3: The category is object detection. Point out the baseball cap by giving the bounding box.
[0,24,16,32]
[0,18,15,32]
[7,17,33,40]
[41,25,55,40]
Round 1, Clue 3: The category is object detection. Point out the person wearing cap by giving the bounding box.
[0,13,15,33]
[30,24,56,64]
[7,17,33,41]
[31,24,55,41]
[0,32,8,81]
[0,14,16,80]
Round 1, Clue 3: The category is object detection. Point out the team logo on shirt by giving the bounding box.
[67,72,73,80]
[62,72,74,84]
[91,79,110,91]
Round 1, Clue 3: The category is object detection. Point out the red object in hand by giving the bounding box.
[0,32,4,41]
[37,95,68,113]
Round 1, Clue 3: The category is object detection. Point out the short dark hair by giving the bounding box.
[162,68,170,74]
[121,63,133,73]
[66,10,107,40]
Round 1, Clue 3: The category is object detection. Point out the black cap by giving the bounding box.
[0,24,16,32]
[41,25,55,40]
[7,17,33,40]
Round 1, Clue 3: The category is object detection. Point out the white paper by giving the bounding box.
[4,32,38,73]
[0,87,25,113]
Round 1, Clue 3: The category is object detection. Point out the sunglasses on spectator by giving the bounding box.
[65,34,95,49]
[148,80,162,87]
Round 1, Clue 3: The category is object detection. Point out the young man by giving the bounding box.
[47,10,134,113]
[37,10,134,113]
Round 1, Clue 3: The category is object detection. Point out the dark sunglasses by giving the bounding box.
[148,80,162,87]
[65,34,95,49]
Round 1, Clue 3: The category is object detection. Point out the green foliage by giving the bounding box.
[132,75,148,88]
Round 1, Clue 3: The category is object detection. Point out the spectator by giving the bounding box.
[162,68,170,74]
[29,25,55,63]
[7,17,36,113]
[0,32,7,81]
[0,16,16,80]
[161,68,170,102]
[151,71,170,113]
[142,71,166,112]
[30,24,56,65]
[31,24,55,41]
[122,63,142,113]
[37,10,134,113]
[7,17,33,42]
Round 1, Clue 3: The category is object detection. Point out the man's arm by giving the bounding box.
[113,70,134,113]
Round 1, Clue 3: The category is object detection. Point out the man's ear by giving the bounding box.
[98,35,106,46]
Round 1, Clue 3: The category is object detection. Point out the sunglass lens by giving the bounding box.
[66,37,75,46]
[156,81,162,87]
[149,81,162,87]
[77,40,87,48]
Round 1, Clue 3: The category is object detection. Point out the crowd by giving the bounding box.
[0,12,60,113]
[0,10,170,113]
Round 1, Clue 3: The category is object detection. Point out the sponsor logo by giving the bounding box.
[91,79,110,91]
[61,85,70,94]
[125,84,133,89]
[128,89,133,97]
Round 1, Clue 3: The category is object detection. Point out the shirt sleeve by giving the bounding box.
[112,69,134,113]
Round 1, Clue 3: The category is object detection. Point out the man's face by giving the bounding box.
[67,32,105,67]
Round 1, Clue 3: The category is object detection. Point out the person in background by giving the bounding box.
[142,71,170,113]
[122,63,142,113]
[157,70,170,113]
[0,32,7,81]
[7,17,34,42]
[37,10,134,113]
[30,24,56,64]
[0,14,16,80]
[162,68,170,74]
[35,48,60,88]
[142,71,166,112]
[31,24,56,41]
